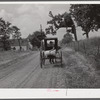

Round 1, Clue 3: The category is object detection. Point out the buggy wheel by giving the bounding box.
[42,52,45,65]
[60,51,63,67]
[40,52,43,68]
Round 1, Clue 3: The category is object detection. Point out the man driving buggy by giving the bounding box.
[47,41,55,64]
[48,41,55,50]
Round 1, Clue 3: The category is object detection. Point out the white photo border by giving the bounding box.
[0,1,99,98]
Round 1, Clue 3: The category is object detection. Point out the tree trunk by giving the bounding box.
[72,25,77,41]
[2,36,7,51]
[86,32,89,39]
[3,39,6,51]
[17,38,21,51]
[74,31,77,41]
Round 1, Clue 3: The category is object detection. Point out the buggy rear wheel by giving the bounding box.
[60,51,63,67]
[40,52,43,68]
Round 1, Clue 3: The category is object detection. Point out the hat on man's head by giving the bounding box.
[67,27,72,32]
[50,41,53,44]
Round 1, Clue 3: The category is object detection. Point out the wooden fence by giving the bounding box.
[67,39,100,56]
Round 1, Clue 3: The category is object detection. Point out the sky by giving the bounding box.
[0,4,100,41]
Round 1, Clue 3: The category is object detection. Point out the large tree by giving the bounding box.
[70,4,100,38]
[0,18,13,50]
[29,31,46,48]
[45,11,77,41]
[12,26,22,50]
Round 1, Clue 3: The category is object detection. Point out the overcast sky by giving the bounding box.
[0,4,100,40]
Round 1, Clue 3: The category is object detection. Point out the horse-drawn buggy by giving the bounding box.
[40,37,62,68]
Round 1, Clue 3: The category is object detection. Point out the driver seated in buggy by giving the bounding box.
[47,41,54,50]
[47,41,56,64]
[41,38,61,65]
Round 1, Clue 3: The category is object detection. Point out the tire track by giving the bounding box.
[16,64,39,88]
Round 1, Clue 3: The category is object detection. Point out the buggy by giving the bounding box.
[40,37,63,68]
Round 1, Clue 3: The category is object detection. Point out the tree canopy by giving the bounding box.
[70,4,100,38]
[46,11,77,41]
[0,18,22,50]
[12,26,22,50]
[28,31,46,48]
[0,18,14,50]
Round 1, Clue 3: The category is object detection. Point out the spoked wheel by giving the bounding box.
[40,52,43,68]
[42,52,45,65]
[60,51,63,67]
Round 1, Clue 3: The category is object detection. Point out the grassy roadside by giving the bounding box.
[61,37,100,87]
[66,37,100,70]
[63,47,100,88]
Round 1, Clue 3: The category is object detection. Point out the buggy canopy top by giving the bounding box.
[41,37,58,51]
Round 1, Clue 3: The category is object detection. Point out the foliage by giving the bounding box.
[12,26,21,38]
[0,18,13,50]
[12,26,22,50]
[70,4,100,38]
[28,31,46,48]
[0,18,21,51]
[61,33,73,44]
[0,35,11,50]
[46,11,77,41]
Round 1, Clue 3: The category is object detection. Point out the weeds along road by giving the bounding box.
[0,48,98,88]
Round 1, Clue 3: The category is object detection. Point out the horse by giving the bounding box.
[43,49,56,64]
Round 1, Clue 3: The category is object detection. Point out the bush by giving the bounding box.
[61,33,73,45]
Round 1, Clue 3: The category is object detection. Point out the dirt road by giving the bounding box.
[0,48,99,88]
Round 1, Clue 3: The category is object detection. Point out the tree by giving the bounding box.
[61,32,73,44]
[12,26,22,50]
[29,31,46,48]
[70,4,100,38]
[0,18,13,50]
[46,11,77,41]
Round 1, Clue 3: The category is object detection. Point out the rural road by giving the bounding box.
[0,49,67,88]
[0,47,98,88]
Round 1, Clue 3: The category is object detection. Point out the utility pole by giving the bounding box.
[40,24,43,39]
[40,24,42,33]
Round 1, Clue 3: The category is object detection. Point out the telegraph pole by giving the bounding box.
[40,24,43,38]
[40,24,42,33]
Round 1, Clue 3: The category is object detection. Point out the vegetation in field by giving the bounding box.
[0,50,30,65]
[63,49,98,88]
